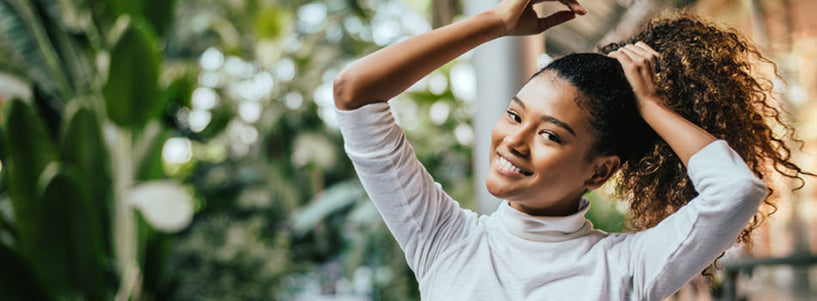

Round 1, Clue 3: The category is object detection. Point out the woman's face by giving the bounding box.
[486,71,610,216]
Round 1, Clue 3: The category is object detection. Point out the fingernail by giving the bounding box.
[577,6,587,14]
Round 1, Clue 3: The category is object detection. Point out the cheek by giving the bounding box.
[489,123,503,150]
[531,148,587,180]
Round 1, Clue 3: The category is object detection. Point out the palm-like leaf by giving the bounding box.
[103,17,162,129]
[0,0,72,101]
[0,98,58,257]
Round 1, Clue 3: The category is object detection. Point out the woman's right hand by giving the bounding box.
[335,0,578,110]
[493,0,586,36]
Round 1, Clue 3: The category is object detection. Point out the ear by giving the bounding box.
[584,155,620,190]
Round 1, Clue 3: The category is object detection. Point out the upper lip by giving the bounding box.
[497,152,532,175]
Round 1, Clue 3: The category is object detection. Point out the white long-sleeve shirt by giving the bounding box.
[335,102,766,300]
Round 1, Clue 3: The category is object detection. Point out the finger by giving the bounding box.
[622,46,659,93]
[613,51,651,95]
[618,47,641,66]
[562,0,587,15]
[634,41,660,58]
[609,50,642,86]
[628,43,657,64]
[625,44,651,59]
[632,42,661,72]
[624,45,654,68]
[538,0,586,15]
[627,45,658,77]
[609,49,634,67]
[623,45,656,78]
[613,48,644,79]
[620,46,650,65]
[538,10,575,30]
[607,50,621,60]
[623,46,655,80]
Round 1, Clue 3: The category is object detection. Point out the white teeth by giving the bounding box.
[498,156,527,175]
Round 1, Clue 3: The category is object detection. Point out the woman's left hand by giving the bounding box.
[608,42,661,109]
[609,42,717,166]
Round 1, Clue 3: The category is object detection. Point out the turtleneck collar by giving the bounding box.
[494,198,594,242]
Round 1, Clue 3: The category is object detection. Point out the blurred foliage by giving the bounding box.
[0,0,194,299]
[0,0,472,299]
[584,190,627,233]
[159,0,472,299]
[0,0,625,300]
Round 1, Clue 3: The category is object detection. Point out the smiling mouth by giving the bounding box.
[495,155,533,176]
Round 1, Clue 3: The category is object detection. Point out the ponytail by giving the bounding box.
[600,11,814,278]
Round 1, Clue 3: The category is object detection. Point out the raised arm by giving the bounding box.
[609,43,766,299]
[333,0,585,110]
[334,0,585,278]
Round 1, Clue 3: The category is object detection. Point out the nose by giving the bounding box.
[504,128,530,157]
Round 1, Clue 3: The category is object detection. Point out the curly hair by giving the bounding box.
[596,11,814,277]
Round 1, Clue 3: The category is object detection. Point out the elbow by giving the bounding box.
[733,172,767,201]
[698,174,768,212]
[732,177,767,222]
[333,71,359,110]
[723,175,768,208]
[746,176,768,204]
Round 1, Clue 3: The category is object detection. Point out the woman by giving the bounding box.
[333,0,811,299]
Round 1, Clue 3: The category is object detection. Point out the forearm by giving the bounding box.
[333,10,504,110]
[639,99,715,167]
[630,140,765,300]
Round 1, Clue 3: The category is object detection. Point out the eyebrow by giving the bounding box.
[511,96,577,137]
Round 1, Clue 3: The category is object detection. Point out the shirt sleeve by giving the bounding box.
[335,102,476,279]
[619,140,767,300]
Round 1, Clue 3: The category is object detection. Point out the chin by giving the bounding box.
[485,174,511,199]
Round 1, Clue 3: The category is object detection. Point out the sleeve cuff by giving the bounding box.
[686,140,727,172]
[686,139,762,190]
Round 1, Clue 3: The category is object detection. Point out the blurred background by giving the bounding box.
[0,0,814,300]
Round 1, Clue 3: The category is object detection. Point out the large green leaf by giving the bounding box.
[59,101,113,256]
[105,0,177,36]
[103,17,162,129]
[33,163,107,299]
[0,242,53,300]
[135,211,172,300]
[0,98,57,257]
[142,0,177,37]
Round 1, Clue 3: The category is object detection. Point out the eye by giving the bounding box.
[506,110,521,123]
[540,130,562,144]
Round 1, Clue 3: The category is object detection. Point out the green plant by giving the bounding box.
[0,0,196,299]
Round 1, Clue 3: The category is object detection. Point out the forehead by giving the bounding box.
[518,72,579,104]
[515,72,591,133]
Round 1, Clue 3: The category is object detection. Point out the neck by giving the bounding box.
[509,196,582,217]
